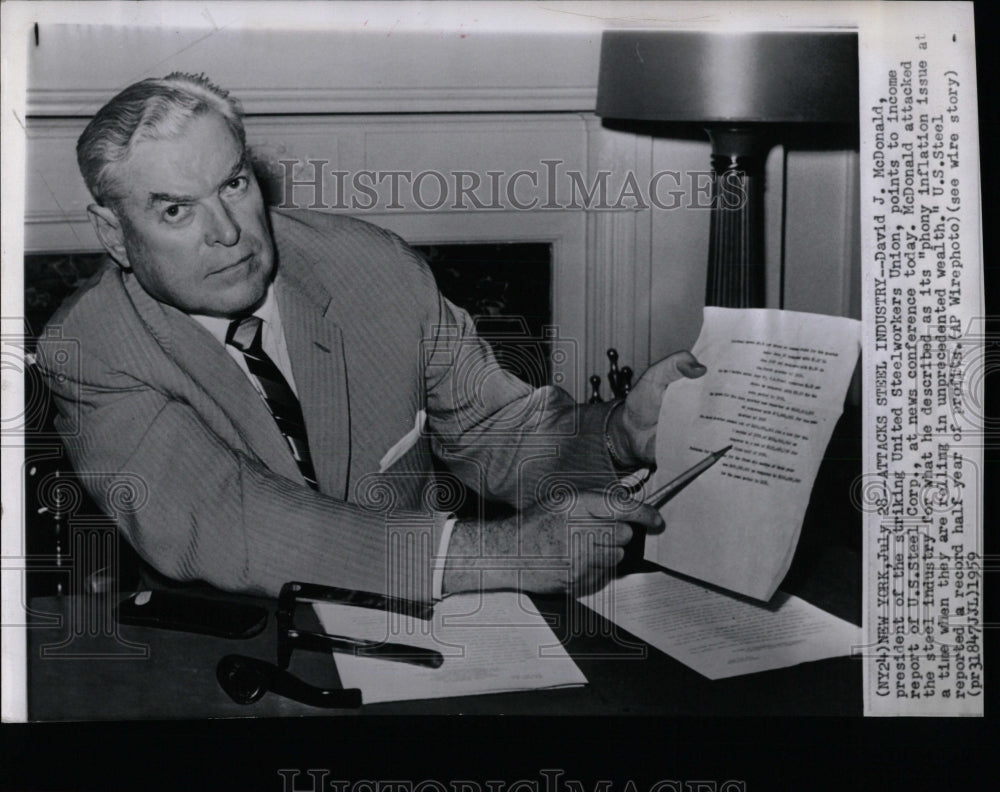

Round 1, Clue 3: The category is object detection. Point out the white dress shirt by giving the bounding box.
[192,286,299,399]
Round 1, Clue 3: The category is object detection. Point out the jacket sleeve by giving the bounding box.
[401,238,621,509]
[35,335,447,602]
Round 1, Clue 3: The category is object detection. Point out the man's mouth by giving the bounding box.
[211,252,254,275]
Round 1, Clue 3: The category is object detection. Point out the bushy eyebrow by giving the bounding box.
[145,153,249,208]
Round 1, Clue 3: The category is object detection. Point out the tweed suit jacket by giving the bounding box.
[37,209,619,600]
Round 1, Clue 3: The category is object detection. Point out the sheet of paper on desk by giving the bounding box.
[313,592,586,704]
[579,572,861,680]
[646,307,861,600]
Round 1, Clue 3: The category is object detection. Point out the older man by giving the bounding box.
[38,73,705,603]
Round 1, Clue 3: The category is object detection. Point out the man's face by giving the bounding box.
[109,111,275,317]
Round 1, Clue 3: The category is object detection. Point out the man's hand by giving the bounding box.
[443,490,664,597]
[608,350,707,467]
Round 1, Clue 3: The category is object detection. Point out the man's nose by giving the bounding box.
[204,199,241,247]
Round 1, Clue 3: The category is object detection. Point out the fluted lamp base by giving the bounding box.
[704,127,770,308]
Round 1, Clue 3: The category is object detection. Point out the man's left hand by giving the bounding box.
[607,350,707,467]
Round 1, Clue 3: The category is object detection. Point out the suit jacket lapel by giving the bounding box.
[120,244,353,497]
[122,272,304,483]
[275,259,352,501]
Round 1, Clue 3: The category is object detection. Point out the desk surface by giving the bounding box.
[26,549,862,720]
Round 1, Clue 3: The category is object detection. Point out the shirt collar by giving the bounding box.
[191,284,280,347]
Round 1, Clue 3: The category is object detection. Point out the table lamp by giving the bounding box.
[596,31,858,307]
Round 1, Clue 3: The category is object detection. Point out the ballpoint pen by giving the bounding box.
[280,627,445,668]
[645,445,733,509]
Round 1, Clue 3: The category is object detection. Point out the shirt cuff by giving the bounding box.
[432,516,458,601]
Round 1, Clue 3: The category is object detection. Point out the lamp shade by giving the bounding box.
[596,31,858,124]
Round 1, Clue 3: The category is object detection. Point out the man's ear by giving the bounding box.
[87,204,130,269]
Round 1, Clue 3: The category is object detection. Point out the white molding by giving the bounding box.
[28,87,598,117]
[24,24,602,117]
[648,135,712,356]
[583,118,653,390]
[24,218,95,255]
[783,148,859,317]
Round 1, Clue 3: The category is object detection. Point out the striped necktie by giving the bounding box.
[226,315,319,490]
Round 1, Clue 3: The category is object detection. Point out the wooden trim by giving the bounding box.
[28,87,598,117]
[24,24,602,117]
